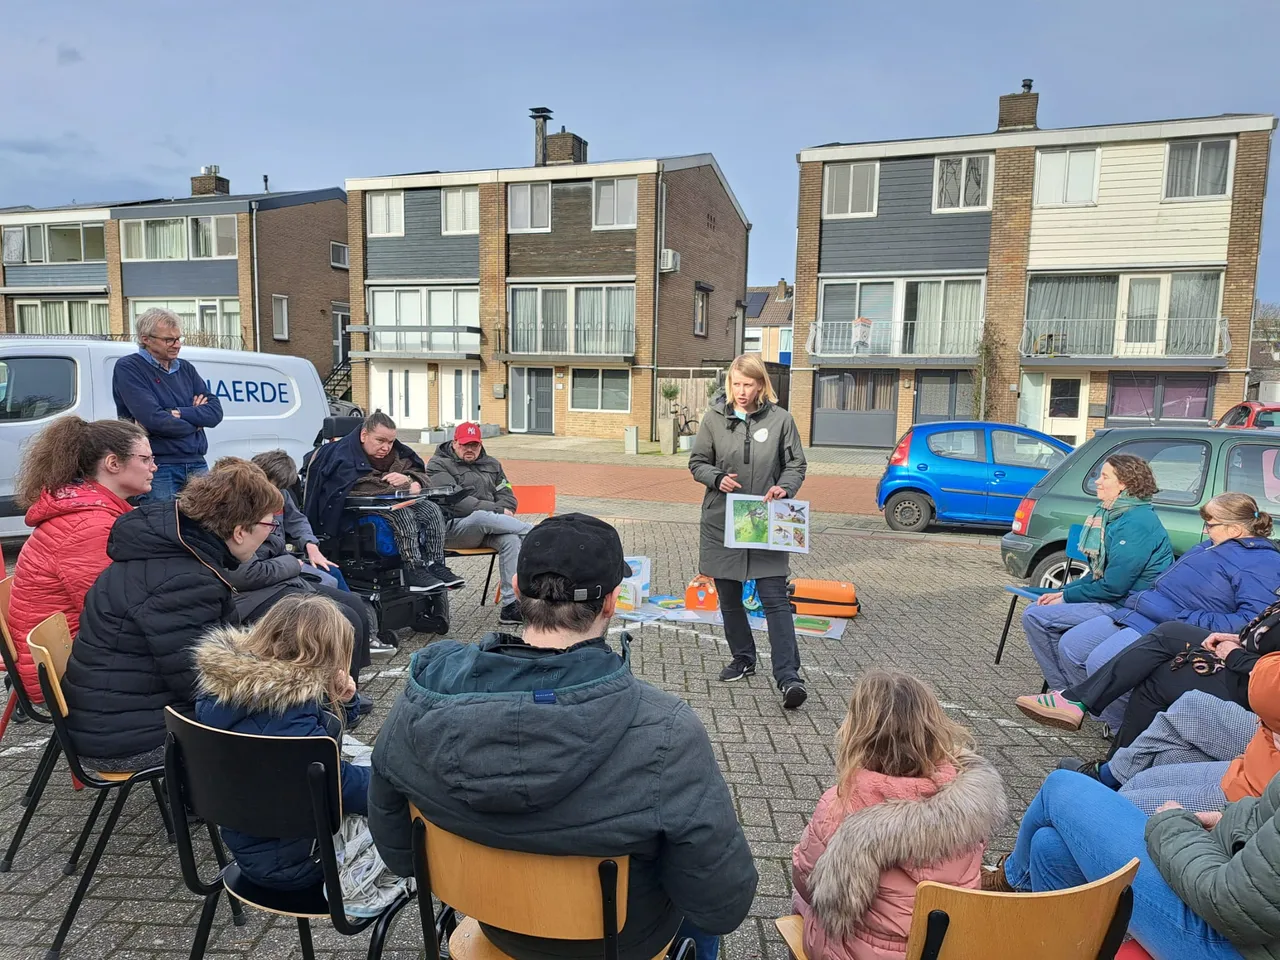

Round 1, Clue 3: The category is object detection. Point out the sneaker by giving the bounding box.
[781,681,808,710]
[368,638,396,660]
[429,562,466,589]
[498,602,523,625]
[1056,757,1103,780]
[980,855,1015,892]
[718,658,756,682]
[1015,691,1085,731]
[405,567,445,593]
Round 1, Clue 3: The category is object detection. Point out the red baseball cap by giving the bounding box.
[453,422,482,444]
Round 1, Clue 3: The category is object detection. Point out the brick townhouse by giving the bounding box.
[745,279,794,364]
[0,167,350,379]
[790,82,1275,449]
[344,108,750,441]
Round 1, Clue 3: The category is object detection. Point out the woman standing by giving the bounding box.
[690,355,808,709]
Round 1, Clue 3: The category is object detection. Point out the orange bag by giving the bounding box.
[787,579,859,618]
[685,576,719,611]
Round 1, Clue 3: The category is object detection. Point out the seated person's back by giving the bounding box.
[368,514,758,960]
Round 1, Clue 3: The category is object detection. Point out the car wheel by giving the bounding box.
[884,491,933,532]
[1028,551,1091,589]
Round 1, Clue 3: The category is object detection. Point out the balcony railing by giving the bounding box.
[1019,318,1229,359]
[2,331,244,350]
[811,319,982,359]
[366,325,481,355]
[509,320,635,356]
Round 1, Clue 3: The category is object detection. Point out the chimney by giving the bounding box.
[776,278,789,301]
[545,124,588,165]
[191,164,230,196]
[997,79,1039,131]
[530,107,552,166]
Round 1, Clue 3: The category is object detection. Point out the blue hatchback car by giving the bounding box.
[876,421,1073,532]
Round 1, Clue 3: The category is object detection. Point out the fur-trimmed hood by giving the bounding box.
[194,625,331,712]
[808,753,1008,940]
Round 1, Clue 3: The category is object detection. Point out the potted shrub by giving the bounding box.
[660,381,681,414]
[425,425,449,444]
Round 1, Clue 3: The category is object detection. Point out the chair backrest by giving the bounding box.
[26,613,74,717]
[163,707,343,840]
[904,857,1139,960]
[512,485,556,517]
[1066,523,1087,564]
[0,576,18,674]
[409,803,629,938]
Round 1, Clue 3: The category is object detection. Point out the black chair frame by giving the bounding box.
[0,621,58,872]
[164,709,413,960]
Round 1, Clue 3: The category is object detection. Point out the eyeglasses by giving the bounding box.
[256,519,282,532]
[130,454,157,466]
[1203,521,1231,530]
[146,335,184,346]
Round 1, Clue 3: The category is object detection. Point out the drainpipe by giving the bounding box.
[251,201,261,353]
[651,170,663,440]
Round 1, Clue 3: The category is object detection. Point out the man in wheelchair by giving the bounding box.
[303,412,465,634]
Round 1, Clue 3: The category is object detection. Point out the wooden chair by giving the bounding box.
[164,708,412,960]
[444,484,557,606]
[995,523,1088,666]
[775,857,1138,960]
[28,613,179,960]
[409,804,691,960]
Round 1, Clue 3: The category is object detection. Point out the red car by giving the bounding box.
[1216,401,1280,429]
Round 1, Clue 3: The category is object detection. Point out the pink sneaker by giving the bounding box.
[1016,691,1085,730]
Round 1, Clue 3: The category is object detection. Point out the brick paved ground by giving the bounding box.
[0,505,1102,960]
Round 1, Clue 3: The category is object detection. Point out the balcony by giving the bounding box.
[1019,317,1229,363]
[499,318,636,362]
[350,325,482,361]
[810,318,982,363]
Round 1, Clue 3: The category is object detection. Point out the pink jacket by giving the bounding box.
[791,755,1007,960]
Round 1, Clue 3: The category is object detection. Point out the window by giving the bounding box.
[593,178,638,229]
[25,224,45,263]
[1084,438,1210,506]
[1048,378,1081,419]
[508,183,551,232]
[1255,411,1280,430]
[926,429,985,462]
[1226,441,1280,510]
[744,326,763,353]
[190,215,237,258]
[815,370,896,411]
[823,162,878,218]
[442,187,479,235]
[993,431,1065,469]
[934,155,992,212]
[2,226,23,264]
[1036,148,1098,205]
[1108,373,1213,425]
[901,278,984,356]
[694,287,709,337]
[368,286,481,353]
[508,284,635,354]
[1166,139,1232,199]
[48,225,83,262]
[0,358,77,422]
[570,369,630,412]
[1219,404,1250,428]
[83,224,105,261]
[330,241,349,269]
[129,298,242,346]
[367,191,404,237]
[272,295,289,340]
[120,218,187,260]
[15,299,109,335]
[779,328,794,354]
[817,280,895,355]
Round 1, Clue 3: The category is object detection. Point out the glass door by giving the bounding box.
[1118,276,1165,356]
[1043,375,1088,446]
[509,367,528,432]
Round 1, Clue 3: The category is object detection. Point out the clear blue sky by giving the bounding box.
[4,0,1279,299]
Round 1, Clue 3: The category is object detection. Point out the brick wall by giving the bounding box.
[628,173,658,441]
[997,91,1039,131]
[478,182,508,429]
[105,220,126,336]
[657,164,748,371]
[347,189,369,409]
[981,146,1035,424]
[790,161,823,444]
[235,212,255,348]
[1,297,13,335]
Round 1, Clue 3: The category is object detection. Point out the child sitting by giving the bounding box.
[194,593,407,912]
[791,670,1007,960]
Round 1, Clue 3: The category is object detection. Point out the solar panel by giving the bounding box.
[745,292,769,318]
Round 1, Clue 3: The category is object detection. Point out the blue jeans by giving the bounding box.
[675,919,717,960]
[1022,602,1116,690]
[1004,770,1242,960]
[141,460,207,502]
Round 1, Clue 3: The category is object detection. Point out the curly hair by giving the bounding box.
[1105,453,1159,501]
[14,416,147,509]
[179,458,284,540]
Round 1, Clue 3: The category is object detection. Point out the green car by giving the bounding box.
[1001,425,1280,586]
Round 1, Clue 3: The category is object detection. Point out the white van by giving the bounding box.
[0,338,327,538]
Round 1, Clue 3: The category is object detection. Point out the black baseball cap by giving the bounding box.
[517,513,633,602]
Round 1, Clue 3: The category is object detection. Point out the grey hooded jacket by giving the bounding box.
[688,395,807,582]
[367,632,758,960]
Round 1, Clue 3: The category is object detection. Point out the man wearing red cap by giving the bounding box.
[428,422,532,624]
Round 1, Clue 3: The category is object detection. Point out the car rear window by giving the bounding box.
[1083,438,1210,506]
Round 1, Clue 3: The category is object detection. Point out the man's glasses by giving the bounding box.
[146,335,184,346]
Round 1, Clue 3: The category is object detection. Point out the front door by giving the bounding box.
[332,304,350,367]
[370,362,430,430]
[914,370,974,423]
[439,365,482,427]
[509,366,554,434]
[1118,276,1165,357]
[1044,375,1088,446]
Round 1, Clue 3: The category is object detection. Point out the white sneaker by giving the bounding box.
[368,638,396,660]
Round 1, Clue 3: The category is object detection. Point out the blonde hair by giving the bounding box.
[835,670,973,794]
[1202,492,1274,538]
[241,594,354,707]
[727,354,778,404]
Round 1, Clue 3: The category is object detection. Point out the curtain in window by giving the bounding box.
[90,302,110,335]
[220,301,240,343]
[215,217,237,257]
[1161,378,1210,420]
[826,165,851,216]
[574,288,605,353]
[606,286,635,353]
[68,301,91,334]
[41,301,67,334]
[941,279,982,354]
[1125,278,1161,344]
[1111,377,1157,419]
[145,219,185,259]
[819,284,857,354]
[595,182,616,226]
[1168,272,1222,355]
[1167,143,1198,197]
[1027,275,1119,355]
[1199,142,1230,196]
[192,219,214,258]
[511,289,538,353]
[531,185,550,228]
[541,289,568,352]
[904,281,942,355]
[463,188,479,232]
[122,221,143,260]
[15,303,40,334]
[964,157,988,207]
[510,186,531,229]
[860,282,894,355]
[937,159,961,207]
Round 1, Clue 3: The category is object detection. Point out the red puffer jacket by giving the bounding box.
[8,482,131,702]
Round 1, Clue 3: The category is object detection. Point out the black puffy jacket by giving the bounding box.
[62,500,240,762]
[426,441,517,520]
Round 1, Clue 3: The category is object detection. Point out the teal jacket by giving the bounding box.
[1060,503,1173,605]
[1147,769,1280,959]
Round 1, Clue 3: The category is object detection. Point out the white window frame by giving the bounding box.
[507,182,551,233]
[568,367,632,413]
[817,275,987,358]
[694,287,709,337]
[1,226,24,264]
[118,218,189,262]
[779,328,794,353]
[1163,139,1236,202]
[127,298,243,346]
[13,298,110,335]
[366,191,405,238]
[189,214,238,260]
[272,295,289,341]
[822,161,880,219]
[744,326,763,353]
[932,154,995,214]
[1033,147,1101,207]
[367,285,481,354]
[441,186,480,236]
[25,224,45,263]
[592,178,639,230]
[507,283,637,355]
[330,241,349,269]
